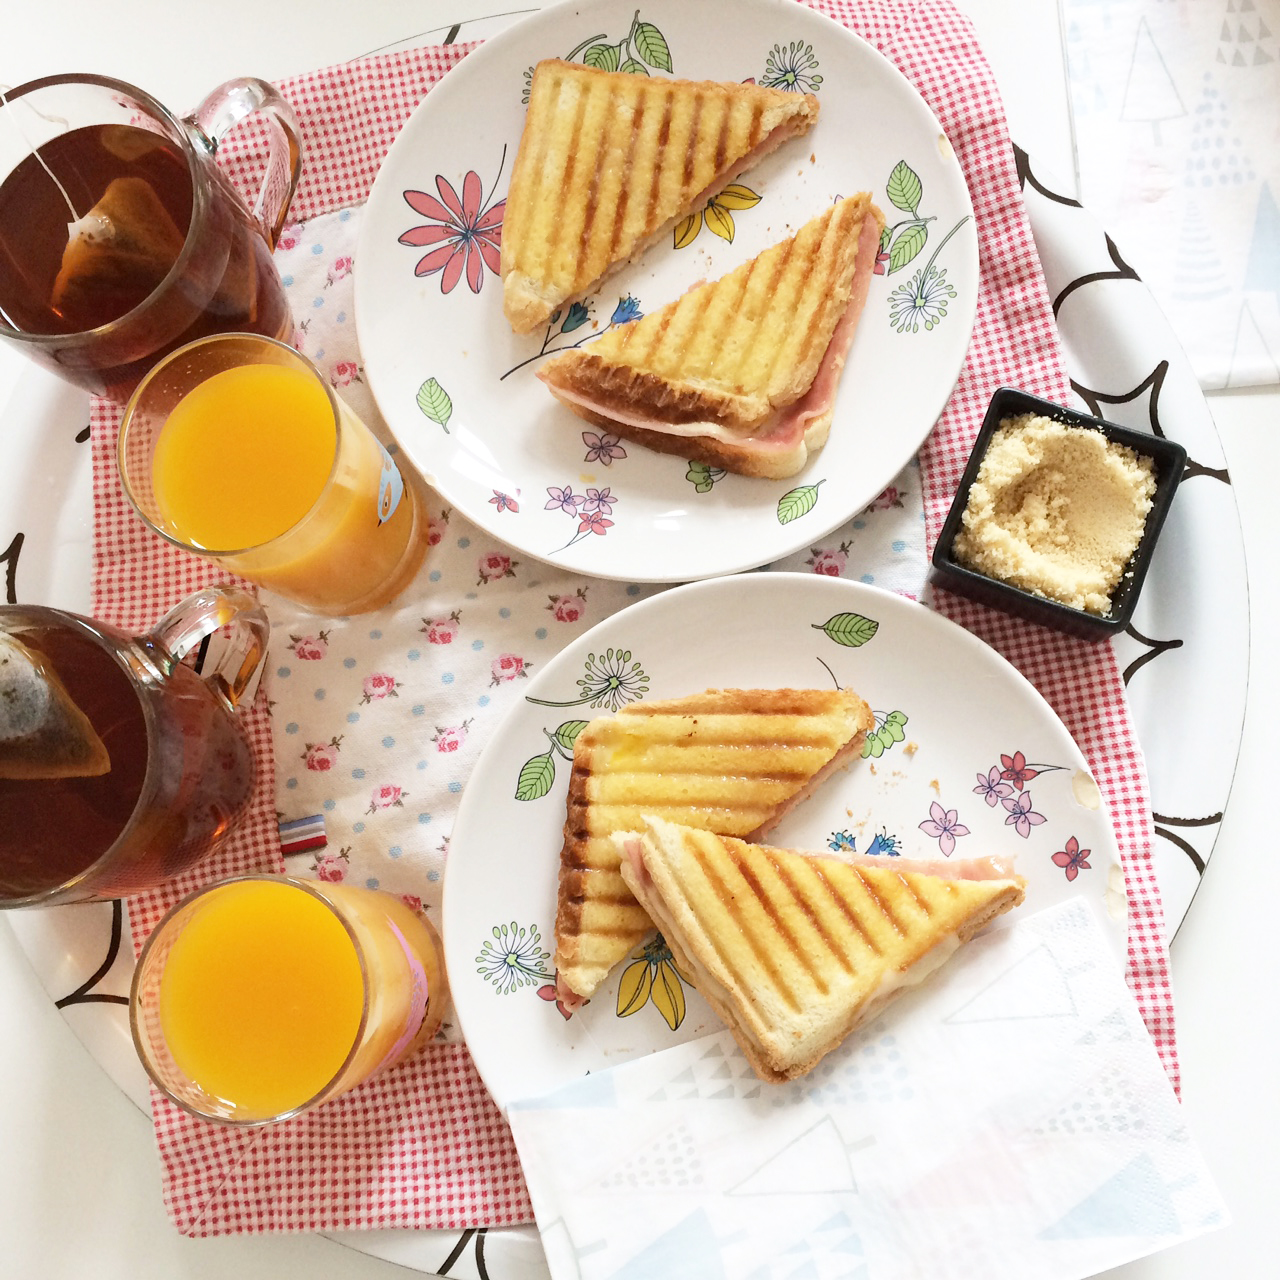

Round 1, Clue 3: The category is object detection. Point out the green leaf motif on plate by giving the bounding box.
[634,22,673,72]
[777,481,824,525]
[553,720,589,752]
[886,160,923,213]
[888,221,928,273]
[619,57,649,75]
[584,42,621,71]
[863,710,908,758]
[515,751,556,801]
[812,612,880,647]
[416,377,452,433]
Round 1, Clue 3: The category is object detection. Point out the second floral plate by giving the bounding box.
[442,574,1127,1111]
[356,0,978,582]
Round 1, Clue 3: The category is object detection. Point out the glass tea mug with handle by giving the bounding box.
[0,73,301,402]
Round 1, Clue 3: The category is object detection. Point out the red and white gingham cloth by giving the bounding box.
[87,0,1176,1239]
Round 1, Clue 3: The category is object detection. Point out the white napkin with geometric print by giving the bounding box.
[507,899,1225,1280]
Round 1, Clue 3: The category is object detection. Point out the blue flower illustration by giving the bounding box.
[828,830,857,853]
[610,295,642,325]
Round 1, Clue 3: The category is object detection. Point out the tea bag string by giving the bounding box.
[0,86,82,222]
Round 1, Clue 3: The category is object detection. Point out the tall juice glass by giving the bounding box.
[131,875,448,1124]
[118,333,428,615]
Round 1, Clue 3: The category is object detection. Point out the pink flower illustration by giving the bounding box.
[399,162,506,294]
[311,846,350,883]
[537,982,579,1020]
[400,894,424,913]
[1052,837,1092,881]
[577,513,613,537]
[1002,790,1047,839]
[277,222,303,252]
[368,783,406,813]
[973,766,1014,807]
[421,610,461,645]
[548,588,588,623]
[583,431,627,466]
[918,801,970,857]
[288,630,330,661]
[490,653,530,685]
[433,719,473,753]
[330,359,361,386]
[999,751,1039,791]
[327,254,353,285]
[873,245,891,275]
[806,541,851,577]
[427,508,451,546]
[313,854,347,883]
[302,736,342,772]
[866,485,905,511]
[361,672,401,703]
[490,490,520,512]
[478,550,517,584]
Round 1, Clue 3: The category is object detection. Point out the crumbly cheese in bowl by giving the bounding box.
[954,413,1157,615]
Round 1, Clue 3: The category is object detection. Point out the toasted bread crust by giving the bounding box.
[619,819,1027,1082]
[553,688,874,998]
[539,195,883,478]
[502,60,819,334]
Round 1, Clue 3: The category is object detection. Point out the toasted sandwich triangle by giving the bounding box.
[502,60,819,334]
[617,817,1027,1082]
[537,193,884,479]
[554,688,874,1002]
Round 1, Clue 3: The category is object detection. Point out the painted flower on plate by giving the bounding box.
[761,41,823,94]
[999,751,1039,791]
[583,431,627,466]
[1002,790,1047,839]
[575,648,650,711]
[974,766,1015,807]
[918,801,970,856]
[476,922,552,994]
[399,170,505,294]
[1052,836,1092,881]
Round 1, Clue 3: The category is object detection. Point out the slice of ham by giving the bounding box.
[546,209,881,453]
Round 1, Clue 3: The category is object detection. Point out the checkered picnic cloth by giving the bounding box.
[87,0,1176,1240]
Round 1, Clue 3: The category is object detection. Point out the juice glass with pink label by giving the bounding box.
[131,875,448,1124]
[118,333,429,614]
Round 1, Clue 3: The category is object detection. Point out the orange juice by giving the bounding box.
[132,338,429,615]
[152,363,336,550]
[138,876,448,1123]
[158,878,364,1117]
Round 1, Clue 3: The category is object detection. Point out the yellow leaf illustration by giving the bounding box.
[616,956,654,1017]
[714,184,762,211]
[650,959,687,1031]
[673,212,701,250]
[703,202,735,243]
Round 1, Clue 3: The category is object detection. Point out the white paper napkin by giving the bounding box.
[506,898,1225,1280]
[1063,0,1280,388]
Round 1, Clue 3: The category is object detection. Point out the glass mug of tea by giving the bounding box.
[132,875,448,1124]
[0,585,267,908]
[0,73,301,402]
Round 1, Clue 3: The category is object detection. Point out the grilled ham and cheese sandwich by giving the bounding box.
[617,817,1027,1082]
[538,193,884,479]
[554,687,874,1004]
[502,60,819,334]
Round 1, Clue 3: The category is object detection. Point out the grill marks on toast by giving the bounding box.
[502,62,818,333]
[553,689,874,998]
[546,195,871,423]
[619,818,1029,1081]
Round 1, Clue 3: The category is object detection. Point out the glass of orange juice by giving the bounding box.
[118,334,428,614]
[130,875,448,1124]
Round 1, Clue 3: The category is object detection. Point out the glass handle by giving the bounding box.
[143,585,270,711]
[185,77,303,250]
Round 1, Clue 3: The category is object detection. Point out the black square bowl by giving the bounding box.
[930,388,1187,640]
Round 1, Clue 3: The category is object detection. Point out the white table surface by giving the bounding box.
[1,2,1276,1277]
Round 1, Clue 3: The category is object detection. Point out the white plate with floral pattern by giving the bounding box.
[356,0,978,583]
[443,573,1127,1110]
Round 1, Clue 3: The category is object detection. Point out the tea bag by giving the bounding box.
[0,632,110,780]
[49,174,185,320]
